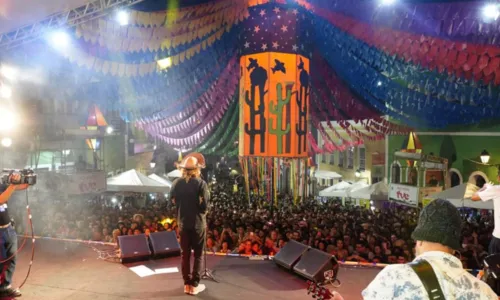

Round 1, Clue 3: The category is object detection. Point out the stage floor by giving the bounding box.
[5,239,380,300]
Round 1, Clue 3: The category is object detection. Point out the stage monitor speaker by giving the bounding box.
[274,240,309,270]
[293,248,339,284]
[118,234,151,263]
[149,231,181,257]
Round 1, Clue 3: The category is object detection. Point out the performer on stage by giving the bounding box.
[170,155,210,295]
[0,174,29,298]
[471,171,500,254]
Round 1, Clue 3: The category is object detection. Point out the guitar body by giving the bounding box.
[306,281,344,300]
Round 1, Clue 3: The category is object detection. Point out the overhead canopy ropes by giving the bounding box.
[0,0,146,51]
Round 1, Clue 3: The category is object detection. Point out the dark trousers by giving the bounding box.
[180,228,205,286]
[0,225,17,288]
[489,236,500,255]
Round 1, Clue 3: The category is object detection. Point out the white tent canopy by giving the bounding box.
[314,170,342,180]
[350,182,389,200]
[345,181,370,198]
[148,174,172,189]
[319,181,352,197]
[107,169,170,193]
[430,183,493,210]
[167,169,182,179]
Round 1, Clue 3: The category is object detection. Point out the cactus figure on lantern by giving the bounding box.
[296,58,309,154]
[269,82,294,154]
[244,58,268,155]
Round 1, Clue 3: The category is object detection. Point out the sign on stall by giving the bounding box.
[67,171,107,195]
[389,184,419,207]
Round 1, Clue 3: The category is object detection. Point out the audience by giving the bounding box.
[11,181,494,269]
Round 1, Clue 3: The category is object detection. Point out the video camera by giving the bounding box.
[1,169,37,186]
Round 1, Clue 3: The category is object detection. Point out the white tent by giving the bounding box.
[319,181,352,197]
[350,182,389,200]
[430,183,493,210]
[345,181,371,198]
[148,174,172,189]
[167,169,182,179]
[107,169,170,193]
[314,170,342,180]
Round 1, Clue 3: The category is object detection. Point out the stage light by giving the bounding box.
[157,57,172,70]
[483,4,500,20]
[111,197,117,203]
[49,30,70,48]
[1,137,12,148]
[0,65,19,81]
[380,0,396,5]
[116,10,129,26]
[0,109,17,131]
[0,84,12,98]
[377,81,382,86]
[106,126,114,134]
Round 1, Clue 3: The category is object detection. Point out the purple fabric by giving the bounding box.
[310,0,500,46]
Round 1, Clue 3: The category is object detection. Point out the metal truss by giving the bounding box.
[0,0,147,51]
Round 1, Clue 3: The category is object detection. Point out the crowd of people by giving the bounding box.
[12,181,494,270]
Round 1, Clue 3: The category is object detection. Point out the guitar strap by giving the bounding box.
[408,259,445,299]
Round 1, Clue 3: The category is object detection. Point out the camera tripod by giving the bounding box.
[201,231,218,282]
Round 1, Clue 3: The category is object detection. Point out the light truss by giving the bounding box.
[0,0,147,51]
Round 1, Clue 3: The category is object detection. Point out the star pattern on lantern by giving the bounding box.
[241,5,313,57]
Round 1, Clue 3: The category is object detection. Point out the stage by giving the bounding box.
[6,239,381,300]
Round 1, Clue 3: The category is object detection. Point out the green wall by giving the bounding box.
[388,134,500,183]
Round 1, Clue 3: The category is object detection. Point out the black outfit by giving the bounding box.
[170,177,210,287]
[0,184,17,289]
[489,236,500,255]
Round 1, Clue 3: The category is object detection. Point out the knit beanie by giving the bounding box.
[411,199,461,250]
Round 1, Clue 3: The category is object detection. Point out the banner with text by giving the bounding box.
[389,184,419,207]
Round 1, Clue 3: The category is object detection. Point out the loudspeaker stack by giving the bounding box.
[117,232,181,263]
[274,240,339,284]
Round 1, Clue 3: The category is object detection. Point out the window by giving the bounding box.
[347,147,354,169]
[329,152,335,165]
[321,153,326,163]
[338,151,344,167]
[358,147,366,170]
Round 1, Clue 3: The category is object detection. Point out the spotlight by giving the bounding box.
[62,149,71,156]
[49,30,70,48]
[157,57,172,70]
[377,81,382,87]
[1,137,12,148]
[111,197,117,203]
[106,126,114,134]
[116,10,129,26]
[0,85,12,98]
[483,4,500,20]
[150,162,156,168]
[0,65,18,81]
[380,0,396,5]
[0,109,17,131]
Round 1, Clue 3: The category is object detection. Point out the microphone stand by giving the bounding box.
[201,206,218,283]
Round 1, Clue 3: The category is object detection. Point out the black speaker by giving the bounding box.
[149,231,181,257]
[293,248,338,283]
[274,240,309,270]
[118,234,151,263]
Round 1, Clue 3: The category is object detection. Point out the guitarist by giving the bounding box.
[362,199,497,299]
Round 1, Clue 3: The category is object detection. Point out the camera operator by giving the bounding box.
[0,174,29,298]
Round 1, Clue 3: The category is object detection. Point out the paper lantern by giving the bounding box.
[238,52,310,157]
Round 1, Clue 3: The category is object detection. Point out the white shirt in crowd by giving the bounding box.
[478,184,500,238]
[362,251,497,300]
